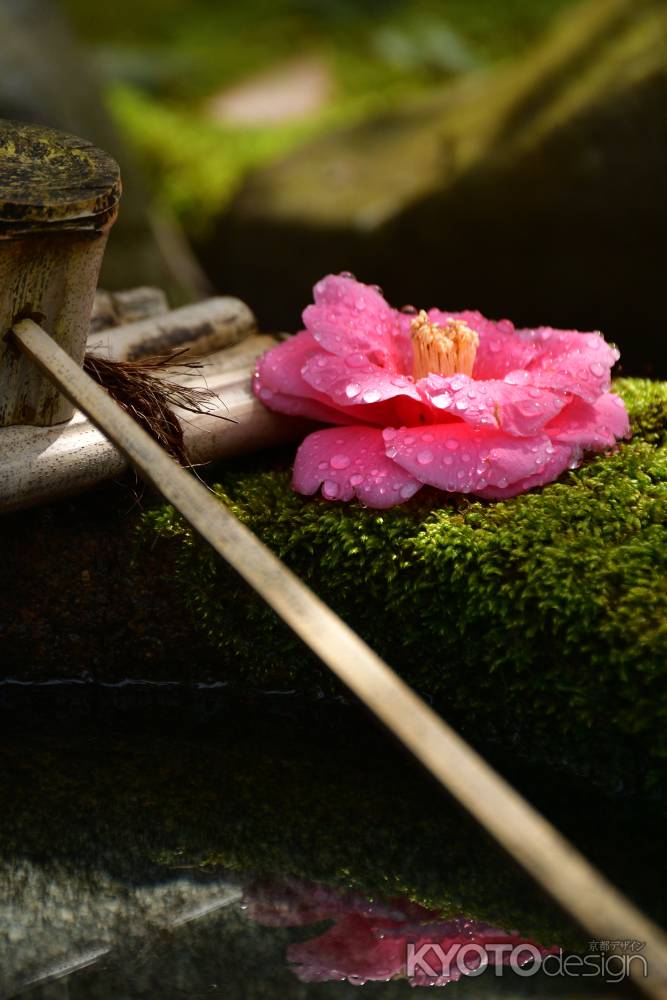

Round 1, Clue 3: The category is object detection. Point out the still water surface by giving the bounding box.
[1,682,654,999]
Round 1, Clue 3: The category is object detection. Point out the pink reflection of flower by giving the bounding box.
[243,877,559,987]
[253,274,630,507]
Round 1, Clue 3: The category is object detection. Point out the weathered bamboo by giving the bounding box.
[0,291,280,511]
[0,335,307,512]
[12,317,667,1000]
[90,286,169,331]
[87,296,256,361]
[0,120,120,426]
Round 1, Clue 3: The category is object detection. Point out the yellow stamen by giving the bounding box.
[410,310,479,380]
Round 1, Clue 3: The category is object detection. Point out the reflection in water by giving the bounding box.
[2,691,654,997]
[243,877,559,987]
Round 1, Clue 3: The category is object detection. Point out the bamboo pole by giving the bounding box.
[90,286,169,331]
[0,335,308,513]
[11,316,667,999]
[87,296,256,361]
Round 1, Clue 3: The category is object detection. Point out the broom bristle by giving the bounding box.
[83,350,232,466]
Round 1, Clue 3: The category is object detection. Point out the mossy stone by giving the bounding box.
[142,377,667,800]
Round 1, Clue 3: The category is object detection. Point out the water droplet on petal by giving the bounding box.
[350,473,364,487]
[590,362,605,377]
[345,382,361,399]
[347,352,368,369]
[382,428,397,441]
[339,271,356,280]
[259,387,274,401]
[431,391,452,409]
[318,461,328,470]
[422,433,434,443]
[417,449,434,465]
[445,439,459,451]
[400,482,420,500]
[330,454,350,470]
[322,480,339,499]
[362,388,382,403]
[400,304,418,315]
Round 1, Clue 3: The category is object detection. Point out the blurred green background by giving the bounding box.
[60,0,579,230]
[1,0,665,374]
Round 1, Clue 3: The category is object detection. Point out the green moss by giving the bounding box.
[141,378,667,797]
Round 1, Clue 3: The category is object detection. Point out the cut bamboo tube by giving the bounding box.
[0,335,307,513]
[90,286,169,331]
[12,316,667,1000]
[0,120,120,426]
[87,296,256,361]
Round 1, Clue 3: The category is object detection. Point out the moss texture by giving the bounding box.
[142,378,667,799]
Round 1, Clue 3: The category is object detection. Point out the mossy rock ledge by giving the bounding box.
[142,377,667,800]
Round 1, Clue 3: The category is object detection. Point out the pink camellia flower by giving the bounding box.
[253,274,630,507]
[244,877,559,987]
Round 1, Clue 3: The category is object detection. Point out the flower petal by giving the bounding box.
[303,274,406,366]
[254,331,354,424]
[522,327,619,402]
[475,443,574,499]
[420,373,569,436]
[301,351,425,426]
[546,391,631,449]
[293,426,422,508]
[385,423,557,494]
[287,912,405,985]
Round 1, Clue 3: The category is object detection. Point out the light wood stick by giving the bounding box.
[11,317,667,999]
